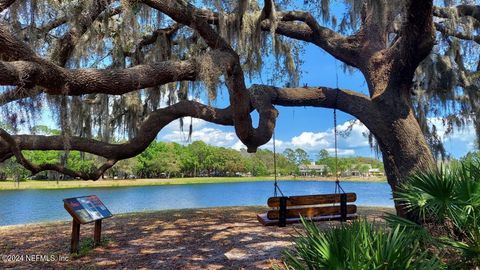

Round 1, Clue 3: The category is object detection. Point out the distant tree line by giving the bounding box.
[0,138,387,180]
[0,141,298,179]
[314,149,384,175]
[131,141,298,178]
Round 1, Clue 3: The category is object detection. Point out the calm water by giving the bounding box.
[0,180,393,226]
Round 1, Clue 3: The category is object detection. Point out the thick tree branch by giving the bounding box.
[2,1,116,109]
[5,100,234,162]
[402,0,435,65]
[0,25,42,62]
[0,58,198,96]
[11,86,376,158]
[0,84,379,179]
[0,87,40,105]
[271,85,383,136]
[0,128,117,180]
[388,0,434,86]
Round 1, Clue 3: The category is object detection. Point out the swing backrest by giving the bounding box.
[257,193,357,226]
[267,193,356,208]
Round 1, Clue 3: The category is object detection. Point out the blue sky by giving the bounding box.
[159,42,476,160]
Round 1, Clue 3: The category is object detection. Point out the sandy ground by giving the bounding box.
[0,206,394,270]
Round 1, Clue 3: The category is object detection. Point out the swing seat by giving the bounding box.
[257,193,357,226]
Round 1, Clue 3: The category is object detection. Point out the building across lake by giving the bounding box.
[299,162,329,176]
[298,162,384,177]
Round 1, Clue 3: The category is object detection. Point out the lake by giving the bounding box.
[0,180,393,226]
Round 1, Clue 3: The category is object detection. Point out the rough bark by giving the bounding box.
[373,91,436,217]
[360,0,437,216]
[0,59,198,96]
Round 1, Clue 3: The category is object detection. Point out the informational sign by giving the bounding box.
[63,195,112,224]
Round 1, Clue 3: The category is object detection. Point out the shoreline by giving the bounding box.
[0,176,386,191]
[0,204,395,228]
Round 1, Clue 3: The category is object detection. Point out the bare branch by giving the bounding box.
[30,5,123,40]
[434,5,480,22]
[0,87,41,106]
[263,11,361,68]
[52,0,113,66]
[435,22,480,44]
[0,0,15,12]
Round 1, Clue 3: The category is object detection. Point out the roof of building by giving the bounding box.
[299,164,328,170]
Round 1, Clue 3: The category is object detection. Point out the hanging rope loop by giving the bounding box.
[333,90,339,184]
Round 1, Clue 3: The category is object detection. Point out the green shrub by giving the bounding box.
[395,158,480,267]
[277,219,442,270]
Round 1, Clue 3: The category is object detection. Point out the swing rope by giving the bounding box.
[333,59,345,195]
[273,130,284,197]
[333,89,346,195]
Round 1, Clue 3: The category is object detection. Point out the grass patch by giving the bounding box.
[71,237,111,259]
[0,176,386,191]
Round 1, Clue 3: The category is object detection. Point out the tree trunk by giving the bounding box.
[373,95,435,218]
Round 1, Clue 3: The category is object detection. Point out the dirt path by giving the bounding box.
[0,206,393,269]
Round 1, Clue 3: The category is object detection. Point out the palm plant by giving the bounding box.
[394,158,480,266]
[276,219,442,270]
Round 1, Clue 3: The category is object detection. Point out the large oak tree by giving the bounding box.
[0,0,479,215]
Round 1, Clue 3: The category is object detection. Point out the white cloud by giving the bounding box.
[162,127,238,147]
[337,121,370,148]
[324,148,356,156]
[231,140,246,150]
[161,119,369,157]
[282,120,369,154]
[291,132,330,149]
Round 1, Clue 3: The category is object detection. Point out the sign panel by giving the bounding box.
[63,195,112,224]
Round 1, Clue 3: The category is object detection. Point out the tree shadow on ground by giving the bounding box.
[0,206,393,269]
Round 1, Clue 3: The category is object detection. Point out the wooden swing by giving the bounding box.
[257,89,358,227]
